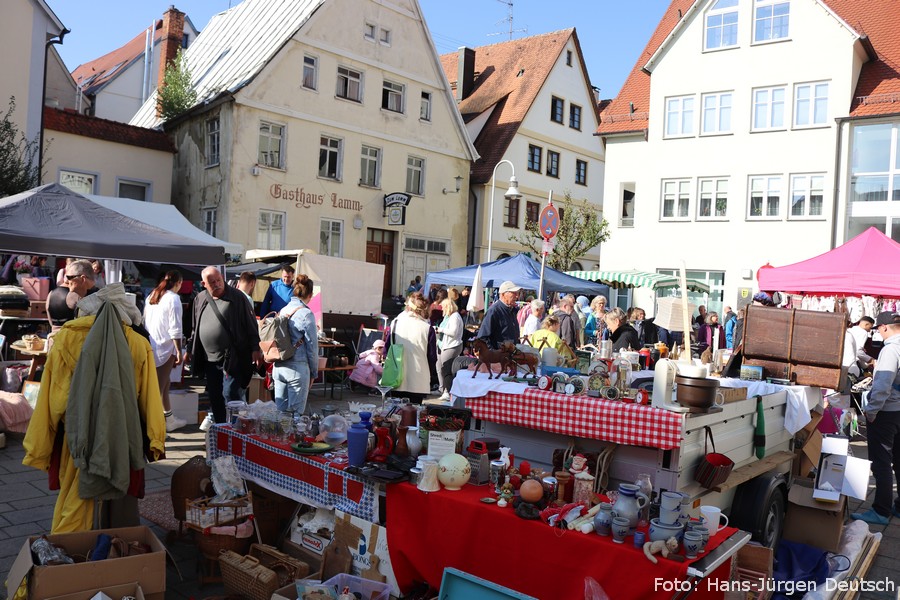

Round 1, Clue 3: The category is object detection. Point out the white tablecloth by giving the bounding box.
[450,371,528,398]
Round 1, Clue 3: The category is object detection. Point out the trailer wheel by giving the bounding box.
[729,473,787,548]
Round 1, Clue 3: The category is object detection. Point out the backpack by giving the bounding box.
[258,307,303,363]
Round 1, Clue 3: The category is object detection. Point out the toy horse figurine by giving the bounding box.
[471,338,513,380]
[500,341,539,376]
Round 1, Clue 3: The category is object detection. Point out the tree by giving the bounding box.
[157,48,197,120]
[507,192,610,270]
[0,97,42,197]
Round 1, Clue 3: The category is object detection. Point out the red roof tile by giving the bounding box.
[44,107,175,153]
[71,20,163,95]
[440,29,578,183]
[598,0,900,135]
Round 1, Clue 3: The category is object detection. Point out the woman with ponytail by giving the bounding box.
[273,274,319,414]
[143,270,186,432]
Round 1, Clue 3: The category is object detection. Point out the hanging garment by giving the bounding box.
[23,313,165,532]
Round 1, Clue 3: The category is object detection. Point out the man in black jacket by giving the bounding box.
[477,280,521,349]
[187,266,261,427]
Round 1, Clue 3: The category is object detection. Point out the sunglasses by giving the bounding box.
[64,274,82,281]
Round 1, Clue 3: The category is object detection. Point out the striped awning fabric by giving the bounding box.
[565,270,710,293]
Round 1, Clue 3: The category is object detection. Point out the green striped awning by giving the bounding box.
[565,270,710,293]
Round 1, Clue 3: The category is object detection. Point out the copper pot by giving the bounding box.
[675,375,719,409]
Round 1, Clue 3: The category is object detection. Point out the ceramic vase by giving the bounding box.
[593,502,613,536]
[405,426,423,458]
[347,423,369,467]
[395,426,410,458]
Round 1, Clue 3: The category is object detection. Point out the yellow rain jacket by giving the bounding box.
[22,315,165,532]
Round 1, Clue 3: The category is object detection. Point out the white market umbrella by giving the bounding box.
[467,265,485,312]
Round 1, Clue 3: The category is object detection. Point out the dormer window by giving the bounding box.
[754,0,790,43]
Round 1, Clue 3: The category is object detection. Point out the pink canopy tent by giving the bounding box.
[757,227,900,296]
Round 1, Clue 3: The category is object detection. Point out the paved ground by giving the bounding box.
[2,384,899,599]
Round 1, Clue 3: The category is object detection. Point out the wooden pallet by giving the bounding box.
[834,532,881,600]
[712,451,795,493]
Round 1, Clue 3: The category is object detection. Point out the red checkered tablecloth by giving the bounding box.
[467,388,685,449]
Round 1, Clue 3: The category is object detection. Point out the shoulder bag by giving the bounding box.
[379,325,403,389]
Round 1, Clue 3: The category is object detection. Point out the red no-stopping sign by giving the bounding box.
[539,204,559,239]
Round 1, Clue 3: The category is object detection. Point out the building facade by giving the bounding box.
[599,0,900,315]
[132,0,476,295]
[441,30,605,268]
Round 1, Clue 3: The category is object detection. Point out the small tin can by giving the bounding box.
[490,460,506,494]
[541,476,558,501]
[408,467,423,487]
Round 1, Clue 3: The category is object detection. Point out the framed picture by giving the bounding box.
[22,380,40,409]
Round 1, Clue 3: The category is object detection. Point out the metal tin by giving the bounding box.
[541,476,558,500]
[408,467,423,486]
[490,460,506,494]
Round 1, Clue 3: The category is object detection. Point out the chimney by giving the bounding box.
[157,6,186,92]
[456,47,475,102]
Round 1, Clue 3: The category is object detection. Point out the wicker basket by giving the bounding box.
[195,527,253,560]
[248,543,310,584]
[219,550,291,600]
[185,491,254,530]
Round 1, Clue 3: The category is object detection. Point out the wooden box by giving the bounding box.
[28,301,47,319]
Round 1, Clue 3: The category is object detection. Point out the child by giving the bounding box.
[349,339,385,393]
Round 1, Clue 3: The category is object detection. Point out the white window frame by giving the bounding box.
[753,0,790,44]
[336,66,363,102]
[701,92,732,135]
[364,22,376,41]
[318,135,342,181]
[704,0,739,51]
[206,116,220,167]
[202,207,217,237]
[382,80,404,113]
[793,81,829,128]
[661,179,692,221]
[360,144,381,188]
[379,28,391,46]
[752,86,786,131]
[697,177,728,220]
[258,120,285,169]
[406,155,425,196]
[789,173,826,219]
[665,95,695,138]
[748,175,783,220]
[420,91,432,121]
[302,54,318,91]
[550,96,564,124]
[320,218,344,257]
[849,123,900,203]
[59,169,97,195]
[546,150,560,178]
[258,209,286,250]
[116,178,150,201]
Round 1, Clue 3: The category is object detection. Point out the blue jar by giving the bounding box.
[347,422,369,466]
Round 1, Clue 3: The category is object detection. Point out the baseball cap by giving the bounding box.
[499,281,522,294]
[874,311,900,327]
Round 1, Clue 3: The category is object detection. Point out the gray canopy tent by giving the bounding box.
[0,183,226,265]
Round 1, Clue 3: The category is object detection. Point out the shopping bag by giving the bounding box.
[379,331,403,389]
[694,426,734,489]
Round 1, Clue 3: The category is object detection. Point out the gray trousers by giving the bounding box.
[438,345,462,393]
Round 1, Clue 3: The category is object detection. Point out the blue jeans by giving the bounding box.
[205,362,247,423]
[273,360,311,414]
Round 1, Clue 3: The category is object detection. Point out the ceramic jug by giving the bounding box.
[611,483,649,532]
[405,425,423,458]
[593,502,614,536]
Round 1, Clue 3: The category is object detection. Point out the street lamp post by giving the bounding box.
[487,159,522,262]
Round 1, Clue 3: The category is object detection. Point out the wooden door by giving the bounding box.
[366,228,394,297]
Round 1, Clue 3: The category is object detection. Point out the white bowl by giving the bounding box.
[677,363,708,378]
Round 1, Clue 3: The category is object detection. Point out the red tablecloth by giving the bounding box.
[467,388,685,449]
[386,482,734,600]
[209,426,379,521]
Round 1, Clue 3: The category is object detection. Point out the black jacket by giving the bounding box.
[189,284,260,386]
[611,324,640,353]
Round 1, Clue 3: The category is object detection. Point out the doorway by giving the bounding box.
[366,228,394,297]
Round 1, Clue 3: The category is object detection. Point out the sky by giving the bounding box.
[51,0,672,99]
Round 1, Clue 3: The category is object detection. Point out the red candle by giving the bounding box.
[519,460,532,477]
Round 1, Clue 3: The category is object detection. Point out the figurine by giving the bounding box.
[569,453,588,477]
[643,537,679,564]
[337,586,355,600]
[497,482,515,507]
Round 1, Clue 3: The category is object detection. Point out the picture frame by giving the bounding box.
[22,380,40,409]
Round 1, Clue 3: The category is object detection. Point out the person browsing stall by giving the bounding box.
[436,297,464,401]
[555,294,580,350]
[530,315,576,364]
[260,265,295,316]
[851,311,900,525]
[522,299,545,337]
[188,267,261,428]
[47,259,98,329]
[849,316,877,372]
[273,274,319,415]
[605,307,640,352]
[143,270,187,432]
[477,280,522,349]
[386,292,437,403]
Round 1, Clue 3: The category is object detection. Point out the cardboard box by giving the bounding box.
[28,300,47,319]
[20,277,49,301]
[334,510,401,597]
[783,481,847,552]
[249,374,270,402]
[169,390,198,425]
[791,406,825,478]
[719,386,748,403]
[812,436,870,502]
[290,527,331,556]
[48,582,145,600]
[6,526,166,600]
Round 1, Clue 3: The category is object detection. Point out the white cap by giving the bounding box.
[499,281,522,294]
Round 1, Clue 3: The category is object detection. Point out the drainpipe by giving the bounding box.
[39,28,69,184]
[831,116,846,249]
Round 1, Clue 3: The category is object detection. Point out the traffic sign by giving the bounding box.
[539,204,559,239]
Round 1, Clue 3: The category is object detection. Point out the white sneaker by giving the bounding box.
[199,414,214,432]
[166,413,188,432]
[438,392,451,402]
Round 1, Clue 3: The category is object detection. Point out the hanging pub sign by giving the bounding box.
[383,192,411,226]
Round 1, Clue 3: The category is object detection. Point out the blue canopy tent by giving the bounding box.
[423,254,609,297]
